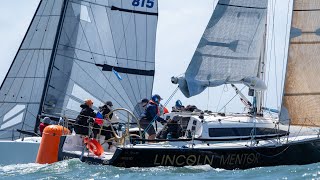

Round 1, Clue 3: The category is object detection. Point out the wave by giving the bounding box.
[1,160,320,180]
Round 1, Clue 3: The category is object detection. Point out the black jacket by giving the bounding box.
[76,104,96,126]
[99,105,113,119]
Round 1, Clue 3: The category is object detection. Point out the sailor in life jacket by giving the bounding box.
[140,94,167,140]
[99,101,119,149]
[74,99,97,137]
[39,117,51,136]
[172,100,185,112]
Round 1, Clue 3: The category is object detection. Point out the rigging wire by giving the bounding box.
[163,86,179,107]
[216,85,226,112]
[271,0,279,109]
[218,86,246,113]
[207,87,210,110]
[280,0,292,103]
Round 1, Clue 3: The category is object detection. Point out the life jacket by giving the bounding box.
[164,107,169,114]
[148,100,160,116]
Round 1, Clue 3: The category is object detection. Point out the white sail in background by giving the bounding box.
[0,0,65,139]
[282,0,320,126]
[0,0,158,140]
[174,0,268,98]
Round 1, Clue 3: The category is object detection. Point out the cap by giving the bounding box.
[175,100,183,107]
[152,94,163,102]
[106,101,113,106]
[43,117,51,124]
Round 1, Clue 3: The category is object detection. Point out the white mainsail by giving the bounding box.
[173,0,268,98]
[0,0,158,140]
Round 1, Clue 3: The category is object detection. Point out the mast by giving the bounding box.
[36,0,69,133]
[255,23,268,115]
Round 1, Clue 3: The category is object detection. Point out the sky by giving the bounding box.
[0,0,292,113]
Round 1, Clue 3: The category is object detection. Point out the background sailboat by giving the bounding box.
[282,0,320,126]
[0,0,158,140]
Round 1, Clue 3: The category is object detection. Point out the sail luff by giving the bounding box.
[279,0,295,123]
[37,0,69,133]
[282,0,320,126]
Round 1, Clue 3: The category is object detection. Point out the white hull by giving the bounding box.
[0,137,40,165]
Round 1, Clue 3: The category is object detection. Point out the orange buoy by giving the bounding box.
[36,125,70,164]
[83,137,104,156]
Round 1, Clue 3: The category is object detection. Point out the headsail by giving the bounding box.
[0,0,158,140]
[173,0,268,97]
[282,0,320,125]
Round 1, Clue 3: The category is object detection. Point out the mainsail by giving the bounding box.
[0,0,158,140]
[173,0,268,98]
[282,0,320,125]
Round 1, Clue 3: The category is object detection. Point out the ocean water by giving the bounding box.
[1,160,320,180]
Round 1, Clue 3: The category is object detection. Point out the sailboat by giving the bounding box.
[0,0,158,165]
[2,0,320,169]
[55,0,320,169]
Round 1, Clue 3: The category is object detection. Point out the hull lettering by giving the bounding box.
[153,153,259,166]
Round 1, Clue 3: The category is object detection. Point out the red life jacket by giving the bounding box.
[39,123,49,135]
[149,100,160,115]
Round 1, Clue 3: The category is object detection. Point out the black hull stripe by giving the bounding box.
[133,133,288,142]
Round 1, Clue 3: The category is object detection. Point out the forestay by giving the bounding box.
[0,0,158,140]
[282,0,320,126]
[174,0,268,98]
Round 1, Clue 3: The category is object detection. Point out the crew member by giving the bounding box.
[99,101,115,149]
[141,98,149,110]
[39,117,51,136]
[172,100,185,112]
[140,94,167,140]
[74,99,97,137]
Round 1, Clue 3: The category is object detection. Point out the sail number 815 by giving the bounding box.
[132,0,155,8]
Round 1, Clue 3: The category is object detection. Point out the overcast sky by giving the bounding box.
[0,0,292,113]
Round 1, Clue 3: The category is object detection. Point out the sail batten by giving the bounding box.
[176,0,268,98]
[282,0,320,125]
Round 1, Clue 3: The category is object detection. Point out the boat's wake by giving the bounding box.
[1,160,320,180]
[0,159,83,179]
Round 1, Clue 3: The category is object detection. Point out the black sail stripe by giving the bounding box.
[285,92,320,96]
[96,64,155,76]
[111,6,158,16]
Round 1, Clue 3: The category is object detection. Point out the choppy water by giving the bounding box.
[1,159,320,180]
